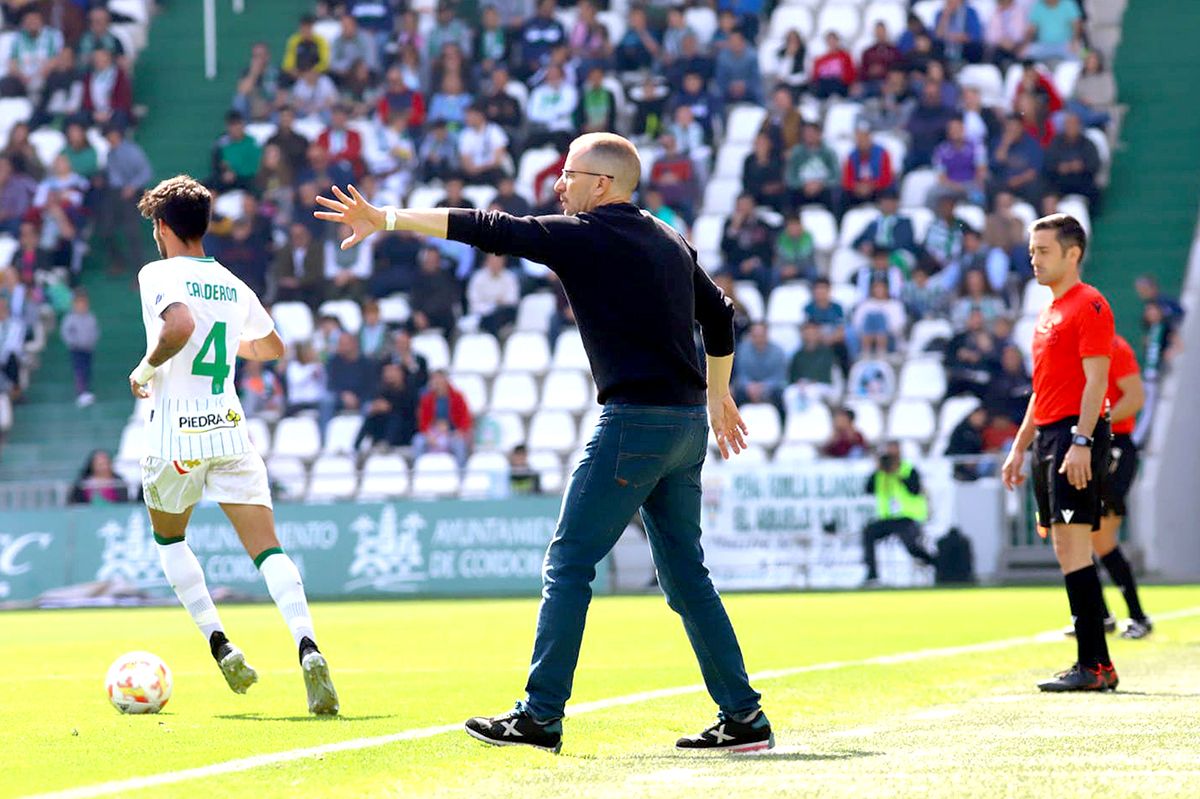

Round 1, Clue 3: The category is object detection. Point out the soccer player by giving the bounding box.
[128,175,338,715]
[1002,213,1118,692]
[316,133,773,753]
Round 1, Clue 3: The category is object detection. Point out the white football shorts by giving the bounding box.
[142,452,273,514]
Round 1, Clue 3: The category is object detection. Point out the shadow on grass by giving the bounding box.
[1110,691,1200,698]
[214,713,396,722]
[573,749,880,763]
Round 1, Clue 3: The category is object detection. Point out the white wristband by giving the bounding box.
[129,358,156,385]
[384,206,397,232]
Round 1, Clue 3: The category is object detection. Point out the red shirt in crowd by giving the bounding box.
[1031,281,1115,426]
[1107,333,1140,435]
[417,387,473,434]
[811,49,856,86]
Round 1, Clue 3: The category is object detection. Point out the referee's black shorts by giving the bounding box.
[1102,433,1139,517]
[1032,416,1111,532]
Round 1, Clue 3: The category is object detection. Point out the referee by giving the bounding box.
[1002,213,1117,692]
[316,133,772,753]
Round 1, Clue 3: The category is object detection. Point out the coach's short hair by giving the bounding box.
[1030,213,1087,260]
[137,175,212,243]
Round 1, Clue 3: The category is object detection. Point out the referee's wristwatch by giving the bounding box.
[1069,426,1093,448]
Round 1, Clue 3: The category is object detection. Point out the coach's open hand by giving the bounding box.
[709,393,748,460]
[1059,443,1092,490]
[1001,447,1025,490]
[314,185,383,249]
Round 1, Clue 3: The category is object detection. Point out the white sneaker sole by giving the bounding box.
[218,649,258,694]
[302,652,339,716]
[464,724,562,753]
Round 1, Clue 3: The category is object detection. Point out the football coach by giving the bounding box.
[316,133,772,754]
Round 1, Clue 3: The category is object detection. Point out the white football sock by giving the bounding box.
[156,537,223,641]
[258,550,316,648]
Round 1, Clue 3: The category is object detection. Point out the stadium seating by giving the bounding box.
[308,456,359,501]
[411,452,462,498]
[322,415,362,456]
[502,331,553,374]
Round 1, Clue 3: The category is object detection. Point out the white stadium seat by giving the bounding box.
[577,407,602,449]
[702,177,742,217]
[816,2,862,40]
[874,130,908,175]
[516,147,563,204]
[451,333,502,375]
[772,442,818,464]
[714,143,752,181]
[725,106,768,146]
[911,0,941,28]
[898,358,948,402]
[515,292,558,334]
[766,283,813,326]
[954,203,987,233]
[887,399,936,443]
[908,318,955,356]
[684,6,718,45]
[475,412,526,453]
[862,1,906,39]
[541,370,593,413]
[267,457,308,500]
[934,395,982,455]
[411,453,461,498]
[502,331,552,374]
[1022,280,1053,317]
[730,444,769,465]
[450,372,489,414]
[552,330,591,371]
[838,205,880,249]
[958,64,1006,108]
[245,418,271,456]
[273,416,321,460]
[245,122,278,146]
[528,450,565,494]
[1053,59,1083,99]
[844,398,885,443]
[904,206,935,242]
[738,403,783,448]
[822,101,862,151]
[461,451,510,499]
[411,332,451,370]
[271,302,314,345]
[800,206,838,253]
[830,247,868,284]
[734,281,766,322]
[528,410,577,454]
[1058,195,1091,235]
[318,300,363,335]
[378,294,411,325]
[768,324,802,357]
[1013,317,1037,364]
[117,421,143,462]
[784,402,833,444]
[490,372,539,415]
[322,415,363,456]
[28,128,64,168]
[900,168,939,208]
[847,359,897,402]
[692,214,726,255]
[463,184,498,210]
[768,5,815,40]
[406,185,443,210]
[307,455,358,501]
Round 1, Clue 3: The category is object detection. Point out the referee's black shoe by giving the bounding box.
[676,710,775,752]
[1038,662,1118,692]
[464,704,562,753]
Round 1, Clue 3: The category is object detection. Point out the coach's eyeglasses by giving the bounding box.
[561,169,615,181]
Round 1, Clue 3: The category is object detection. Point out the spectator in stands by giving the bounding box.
[375,65,426,129]
[946,308,999,397]
[1016,93,1055,151]
[986,344,1032,424]
[0,293,21,398]
[946,406,988,480]
[82,46,132,129]
[854,188,917,262]
[650,132,699,224]
[409,247,460,333]
[270,221,323,307]
[902,262,953,321]
[456,104,511,185]
[507,444,542,495]
[291,63,339,121]
[644,188,686,234]
[760,86,803,154]
[742,132,787,212]
[983,190,1028,286]
[669,71,719,142]
[959,86,1001,148]
[774,213,817,284]
[255,142,295,226]
[428,2,472,61]
[823,407,868,458]
[732,322,787,416]
[721,193,775,297]
[785,122,839,211]
[0,156,34,236]
[862,68,914,132]
[413,370,472,465]
[934,0,984,65]
[62,120,97,188]
[319,332,377,436]
[922,196,966,274]
[856,244,904,301]
[901,31,940,77]
[31,158,83,267]
[209,111,260,192]
[330,12,377,83]
[3,122,41,181]
[711,273,752,340]
[285,341,326,415]
[805,278,850,373]
[853,279,907,356]
[31,46,82,129]
[526,64,577,151]
[842,122,895,212]
[212,216,270,297]
[60,288,97,407]
[322,223,372,302]
[69,450,129,505]
[97,123,147,269]
[366,111,416,197]
[861,441,936,584]
[897,13,928,54]
[1023,0,1083,62]
[282,14,329,78]
[417,120,460,182]
[989,113,1047,206]
[78,7,125,66]
[575,66,616,135]
[951,267,1007,329]
[265,106,308,175]
[1070,51,1114,129]
[615,6,660,72]
[931,117,987,206]
[905,80,955,170]
[383,328,429,393]
[714,30,761,104]
[859,22,902,97]
[768,30,806,90]
[480,67,524,149]
[312,314,345,361]
[468,253,520,336]
[492,176,531,217]
[8,8,62,97]
[318,105,365,180]
[475,6,510,77]
[519,0,567,79]
[787,321,838,405]
[632,79,668,142]
[427,71,473,130]
[668,104,711,183]
[234,42,281,121]
[1134,274,1185,325]
[354,299,387,360]
[237,359,284,420]
[810,31,856,100]
[1043,112,1101,211]
[939,226,996,291]
[986,0,1029,69]
[356,361,420,450]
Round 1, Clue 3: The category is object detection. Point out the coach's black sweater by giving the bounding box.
[447,203,735,406]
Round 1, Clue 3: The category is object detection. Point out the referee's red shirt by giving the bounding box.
[1108,334,1140,435]
[1031,281,1115,426]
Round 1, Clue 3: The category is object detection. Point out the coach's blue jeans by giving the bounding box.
[521,403,762,721]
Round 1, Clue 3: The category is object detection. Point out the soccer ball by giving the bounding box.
[105,651,173,714]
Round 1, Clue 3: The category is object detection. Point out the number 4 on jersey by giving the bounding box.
[191,321,230,395]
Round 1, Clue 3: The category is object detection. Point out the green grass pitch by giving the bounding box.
[5,586,1200,798]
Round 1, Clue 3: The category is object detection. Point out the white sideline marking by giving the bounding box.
[22,605,1200,799]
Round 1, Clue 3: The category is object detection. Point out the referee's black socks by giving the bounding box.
[1065,565,1112,667]
[1100,546,1148,622]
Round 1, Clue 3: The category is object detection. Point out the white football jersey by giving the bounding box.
[138,256,275,461]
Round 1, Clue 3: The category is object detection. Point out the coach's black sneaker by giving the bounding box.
[1120,618,1153,640]
[676,710,775,753]
[298,637,339,716]
[209,631,258,694]
[1062,615,1118,637]
[1038,662,1113,692]
[465,704,563,753]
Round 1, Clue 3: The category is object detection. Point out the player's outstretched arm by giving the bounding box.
[314,185,449,249]
[238,331,285,362]
[129,303,195,398]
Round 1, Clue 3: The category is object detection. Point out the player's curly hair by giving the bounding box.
[137,175,212,243]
